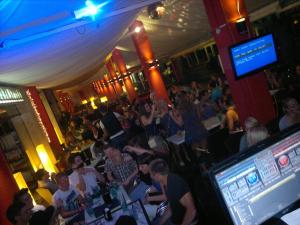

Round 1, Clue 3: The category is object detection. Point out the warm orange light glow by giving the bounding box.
[114,81,123,96]
[112,48,137,102]
[129,20,169,103]
[148,68,170,103]
[130,20,155,63]
[82,100,88,104]
[14,172,36,205]
[220,0,247,23]
[236,17,245,23]
[36,144,56,173]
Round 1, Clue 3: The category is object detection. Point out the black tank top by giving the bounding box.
[101,112,123,137]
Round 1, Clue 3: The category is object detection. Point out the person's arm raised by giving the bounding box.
[140,105,156,126]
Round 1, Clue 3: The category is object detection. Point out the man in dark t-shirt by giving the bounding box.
[149,159,197,225]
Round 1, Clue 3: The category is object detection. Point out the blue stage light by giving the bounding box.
[74,0,109,20]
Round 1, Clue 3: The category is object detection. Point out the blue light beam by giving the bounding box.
[74,0,109,20]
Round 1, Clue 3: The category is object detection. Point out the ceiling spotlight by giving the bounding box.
[74,0,109,20]
[148,2,165,20]
[134,26,142,33]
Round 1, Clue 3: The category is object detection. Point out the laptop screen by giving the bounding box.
[211,126,300,225]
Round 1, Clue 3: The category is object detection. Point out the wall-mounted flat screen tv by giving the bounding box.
[229,33,278,79]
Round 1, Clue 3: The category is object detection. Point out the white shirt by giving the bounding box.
[52,186,81,222]
[68,167,100,196]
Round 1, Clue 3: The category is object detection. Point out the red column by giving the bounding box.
[56,91,74,113]
[99,80,106,98]
[106,59,123,97]
[129,20,170,103]
[112,49,137,102]
[202,0,275,124]
[0,150,19,225]
[104,75,117,101]
[96,81,104,96]
[26,87,62,158]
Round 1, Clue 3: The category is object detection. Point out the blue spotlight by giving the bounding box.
[74,0,109,20]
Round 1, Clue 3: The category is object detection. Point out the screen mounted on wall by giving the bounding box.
[229,33,278,79]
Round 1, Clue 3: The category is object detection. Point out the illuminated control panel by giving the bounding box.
[214,131,300,225]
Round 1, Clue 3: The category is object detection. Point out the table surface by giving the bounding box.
[85,185,131,224]
[166,133,185,145]
[86,200,150,225]
[202,116,223,131]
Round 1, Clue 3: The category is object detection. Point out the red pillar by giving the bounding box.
[96,81,104,96]
[129,20,170,103]
[100,80,110,100]
[202,0,275,124]
[106,59,123,97]
[112,49,137,102]
[0,150,19,225]
[26,87,62,159]
[104,75,117,101]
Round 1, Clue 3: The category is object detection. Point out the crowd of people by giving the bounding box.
[5,65,300,225]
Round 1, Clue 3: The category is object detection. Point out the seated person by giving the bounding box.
[6,202,32,225]
[149,159,198,225]
[53,172,85,225]
[35,169,58,194]
[279,98,300,131]
[13,188,45,212]
[137,154,166,205]
[239,117,259,152]
[68,153,105,200]
[103,144,148,201]
[246,124,269,148]
[13,188,56,225]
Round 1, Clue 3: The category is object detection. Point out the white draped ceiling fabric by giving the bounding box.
[0,0,275,92]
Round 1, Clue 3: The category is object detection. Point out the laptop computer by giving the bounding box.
[210,124,300,225]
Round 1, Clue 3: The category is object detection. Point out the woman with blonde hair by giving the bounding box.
[246,124,269,148]
[239,117,259,152]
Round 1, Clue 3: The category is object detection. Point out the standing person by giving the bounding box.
[222,98,242,133]
[6,202,33,225]
[13,189,56,225]
[13,188,45,212]
[35,169,58,194]
[98,104,127,149]
[139,101,159,137]
[68,153,105,200]
[53,173,85,225]
[279,98,300,131]
[157,99,184,138]
[210,81,222,103]
[149,159,197,225]
[177,94,208,151]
